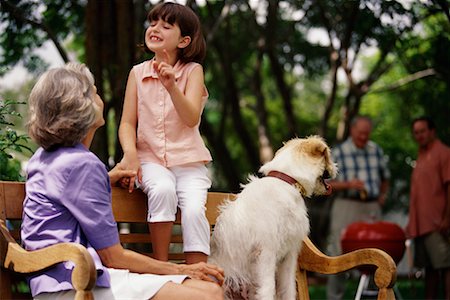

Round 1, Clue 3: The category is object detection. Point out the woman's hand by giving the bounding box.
[119,154,142,193]
[108,163,137,187]
[179,262,224,286]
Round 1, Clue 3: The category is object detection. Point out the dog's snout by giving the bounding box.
[323,170,331,179]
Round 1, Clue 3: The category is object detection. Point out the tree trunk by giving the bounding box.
[265,0,296,138]
[211,34,260,173]
[113,0,136,164]
[85,0,109,163]
[85,0,135,165]
[253,44,274,163]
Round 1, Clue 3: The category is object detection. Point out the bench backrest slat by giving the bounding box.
[0,181,234,261]
[0,181,25,220]
[111,188,235,260]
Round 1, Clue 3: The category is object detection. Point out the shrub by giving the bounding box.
[0,100,32,181]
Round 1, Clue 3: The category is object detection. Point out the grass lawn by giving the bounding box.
[308,276,447,300]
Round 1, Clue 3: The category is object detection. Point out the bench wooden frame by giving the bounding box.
[0,181,397,299]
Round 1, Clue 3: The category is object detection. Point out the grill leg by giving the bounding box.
[355,273,369,300]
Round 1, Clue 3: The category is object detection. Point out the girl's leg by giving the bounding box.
[173,163,211,264]
[185,251,207,264]
[141,163,178,261]
[183,234,209,262]
[153,279,223,300]
[148,222,173,261]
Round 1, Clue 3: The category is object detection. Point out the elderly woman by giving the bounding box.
[21,62,224,300]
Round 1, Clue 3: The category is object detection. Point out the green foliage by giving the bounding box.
[358,10,450,212]
[0,100,32,181]
[0,0,85,74]
[1,0,449,204]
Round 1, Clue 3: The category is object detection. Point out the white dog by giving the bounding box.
[209,136,337,300]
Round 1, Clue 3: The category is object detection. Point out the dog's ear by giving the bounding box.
[303,138,328,158]
[322,144,337,178]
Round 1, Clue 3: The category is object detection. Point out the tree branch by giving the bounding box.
[205,0,232,44]
[0,0,69,63]
[368,68,436,94]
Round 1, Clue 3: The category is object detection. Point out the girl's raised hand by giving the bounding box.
[154,49,176,91]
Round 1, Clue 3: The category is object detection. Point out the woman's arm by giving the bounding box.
[97,243,224,284]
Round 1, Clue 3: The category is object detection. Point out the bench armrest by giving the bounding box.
[0,220,96,300]
[297,237,396,300]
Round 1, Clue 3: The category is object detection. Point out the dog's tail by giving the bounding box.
[223,276,252,300]
[209,248,252,299]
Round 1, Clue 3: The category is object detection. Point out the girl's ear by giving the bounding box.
[178,36,191,49]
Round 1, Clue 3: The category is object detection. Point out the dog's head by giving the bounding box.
[259,135,337,197]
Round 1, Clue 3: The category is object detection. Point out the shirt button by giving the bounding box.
[159,102,163,106]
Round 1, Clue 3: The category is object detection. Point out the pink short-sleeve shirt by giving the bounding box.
[406,139,450,238]
[133,60,212,167]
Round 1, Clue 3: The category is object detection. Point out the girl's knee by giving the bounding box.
[149,181,177,197]
[146,183,178,219]
[181,203,206,220]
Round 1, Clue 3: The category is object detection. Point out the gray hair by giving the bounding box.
[350,115,373,128]
[27,63,98,150]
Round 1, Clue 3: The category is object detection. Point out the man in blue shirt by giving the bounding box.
[326,115,390,300]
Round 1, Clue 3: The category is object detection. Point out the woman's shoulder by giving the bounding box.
[62,144,100,160]
[34,145,103,171]
[27,145,107,186]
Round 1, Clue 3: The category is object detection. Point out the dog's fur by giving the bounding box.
[209,136,337,300]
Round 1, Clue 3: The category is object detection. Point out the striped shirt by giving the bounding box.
[332,138,390,199]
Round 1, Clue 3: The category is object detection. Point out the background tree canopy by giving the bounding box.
[1,0,449,217]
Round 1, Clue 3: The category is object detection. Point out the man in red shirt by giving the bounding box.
[406,116,450,299]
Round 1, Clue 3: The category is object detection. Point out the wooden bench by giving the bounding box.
[0,180,397,299]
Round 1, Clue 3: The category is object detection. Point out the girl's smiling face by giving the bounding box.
[145,19,187,55]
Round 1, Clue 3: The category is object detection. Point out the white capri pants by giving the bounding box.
[140,162,212,255]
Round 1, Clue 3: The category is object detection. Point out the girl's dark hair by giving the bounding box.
[146,2,206,64]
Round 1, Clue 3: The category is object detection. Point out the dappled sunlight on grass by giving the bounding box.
[308,277,428,300]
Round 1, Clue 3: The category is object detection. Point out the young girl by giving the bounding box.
[119,2,212,264]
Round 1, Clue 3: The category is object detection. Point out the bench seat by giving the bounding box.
[0,180,397,299]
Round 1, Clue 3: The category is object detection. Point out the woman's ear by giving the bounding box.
[178,36,191,49]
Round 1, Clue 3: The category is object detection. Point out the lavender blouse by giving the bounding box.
[21,144,120,297]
